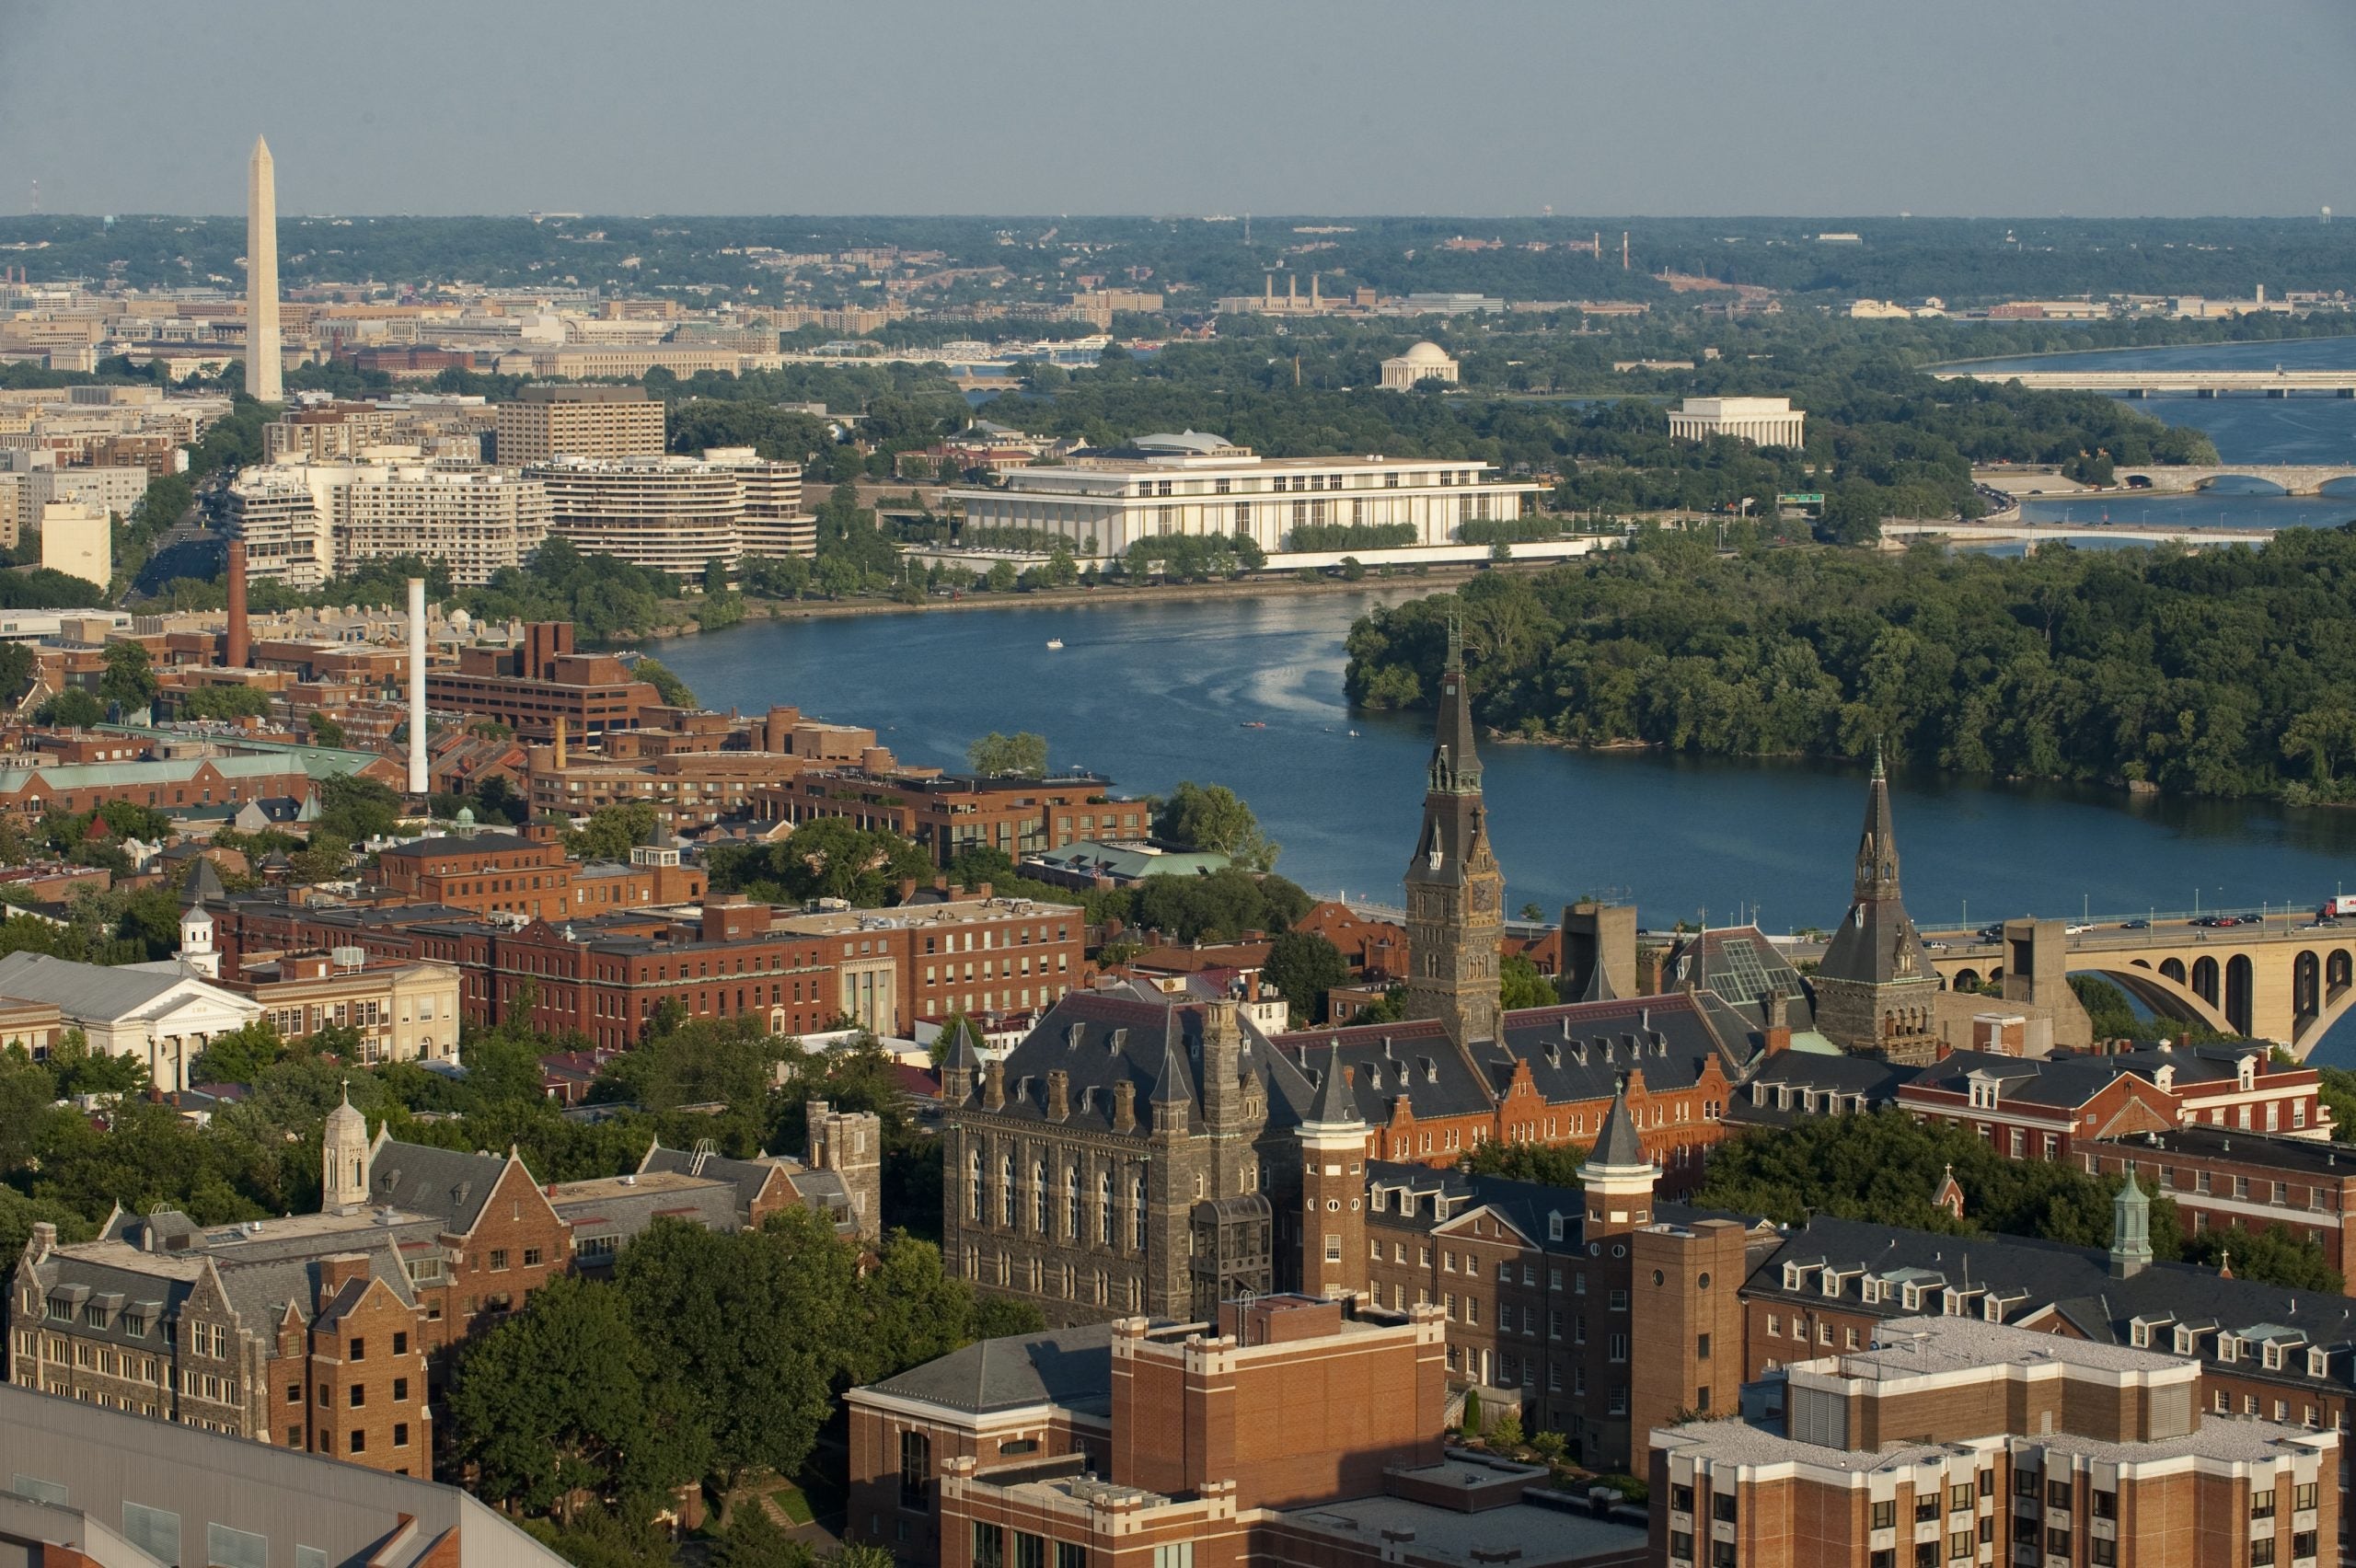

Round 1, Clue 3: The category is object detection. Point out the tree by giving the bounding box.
[636,657,696,709]
[37,687,103,728]
[189,1020,290,1086]
[1499,953,1559,1011]
[446,1274,704,1522]
[985,560,1018,594]
[1262,929,1348,1026]
[1152,781,1279,871]
[99,642,156,714]
[966,731,1048,778]
[1466,1139,1586,1186]
[178,686,274,721]
[567,802,659,862]
[616,1212,858,1498]
[315,774,402,844]
[307,711,345,746]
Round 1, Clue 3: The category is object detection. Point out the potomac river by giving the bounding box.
[659,340,2356,1056]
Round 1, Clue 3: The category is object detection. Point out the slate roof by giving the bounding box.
[1588,1086,1647,1170]
[1751,1215,2356,1380]
[378,832,541,860]
[976,991,1316,1138]
[1818,754,1935,989]
[364,1139,513,1233]
[1364,1162,1771,1260]
[861,1320,1122,1418]
[1903,1045,2269,1113]
[1729,1052,1919,1127]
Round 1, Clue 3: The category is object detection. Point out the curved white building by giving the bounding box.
[1380,341,1460,390]
[531,451,813,579]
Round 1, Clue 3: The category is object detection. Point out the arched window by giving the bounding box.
[1098,1170,1114,1245]
[1132,1174,1148,1251]
[1033,1160,1047,1232]
[999,1155,1014,1225]
[967,1148,983,1221]
[1066,1166,1080,1239]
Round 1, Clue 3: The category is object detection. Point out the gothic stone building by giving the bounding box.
[940,624,1755,1334]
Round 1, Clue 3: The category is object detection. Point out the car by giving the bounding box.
[2190,916,2224,928]
[2065,923,2092,935]
[2119,918,2150,929]
[1925,940,1950,951]
[1976,923,2006,940]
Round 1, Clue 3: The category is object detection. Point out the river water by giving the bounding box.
[660,339,2356,1057]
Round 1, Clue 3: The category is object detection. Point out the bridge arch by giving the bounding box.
[2063,960,2235,1040]
[2224,954,2255,1036]
[2331,950,2352,992]
[2295,951,2321,1017]
[2159,957,2186,986]
[2191,957,2219,1007]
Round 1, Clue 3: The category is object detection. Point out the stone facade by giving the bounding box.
[1812,751,1943,1062]
[1400,622,1504,1053]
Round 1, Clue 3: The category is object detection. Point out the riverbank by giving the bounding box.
[638,556,1566,636]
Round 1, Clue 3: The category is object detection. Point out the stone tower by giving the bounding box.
[806,1099,884,1241]
[1297,1040,1368,1300]
[245,136,282,403]
[322,1087,369,1216]
[1402,618,1504,1050]
[1813,747,1942,1063]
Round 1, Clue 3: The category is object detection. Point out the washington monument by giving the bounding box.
[245,135,281,402]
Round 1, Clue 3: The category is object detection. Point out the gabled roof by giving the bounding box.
[0,951,256,1024]
[366,1139,514,1233]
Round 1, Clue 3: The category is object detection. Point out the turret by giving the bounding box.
[1297,1040,1369,1299]
[178,899,217,980]
[1581,1078,1657,1236]
[2108,1174,2153,1279]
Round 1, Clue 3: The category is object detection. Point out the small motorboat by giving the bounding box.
[1045,638,1065,650]
[1241,721,1266,730]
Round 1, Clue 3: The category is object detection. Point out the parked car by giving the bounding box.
[2119,918,2150,929]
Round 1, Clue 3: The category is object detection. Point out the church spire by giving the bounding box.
[1853,737,1900,903]
[1428,613,1482,795]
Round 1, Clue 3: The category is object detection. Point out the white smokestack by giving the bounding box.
[407,578,428,795]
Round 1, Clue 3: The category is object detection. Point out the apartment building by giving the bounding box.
[224,459,549,589]
[531,450,814,579]
[944,432,1547,556]
[773,894,1087,1033]
[1653,1315,2336,1568]
[489,384,664,465]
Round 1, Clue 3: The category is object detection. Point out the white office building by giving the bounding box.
[942,432,1547,557]
[1667,396,1806,448]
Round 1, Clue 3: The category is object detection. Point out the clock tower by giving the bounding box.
[1402,617,1505,1050]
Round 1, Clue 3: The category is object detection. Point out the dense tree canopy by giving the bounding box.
[1347,525,2356,801]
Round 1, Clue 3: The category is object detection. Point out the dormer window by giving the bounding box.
[2218,1335,2238,1364]
[2263,1343,2283,1370]
[1902,1285,1923,1311]
[2175,1326,2197,1355]
[1861,1279,1882,1305]
[1784,1263,1804,1290]
[1820,1271,1842,1299]
[1982,1297,2001,1323]
[1548,1211,1565,1241]
[2308,1347,2329,1378]
[2131,1321,2151,1348]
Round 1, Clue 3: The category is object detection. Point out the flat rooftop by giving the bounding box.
[772,896,1076,935]
[1281,1493,1646,1568]
[1823,1316,2192,1382]
[547,1170,715,1203]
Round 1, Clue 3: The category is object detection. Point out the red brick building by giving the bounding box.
[755,769,1139,870]
[374,831,705,921]
[850,1294,1646,1568]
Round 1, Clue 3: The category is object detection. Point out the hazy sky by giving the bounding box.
[5,0,2352,218]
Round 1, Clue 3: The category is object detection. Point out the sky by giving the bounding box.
[3,0,2353,219]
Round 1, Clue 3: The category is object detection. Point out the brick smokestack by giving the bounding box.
[224,538,249,668]
[407,578,428,795]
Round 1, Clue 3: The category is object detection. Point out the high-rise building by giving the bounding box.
[225,460,549,589]
[1812,746,1943,1061]
[39,501,110,590]
[491,384,664,465]
[1401,618,1504,1052]
[532,450,813,578]
[245,137,282,403]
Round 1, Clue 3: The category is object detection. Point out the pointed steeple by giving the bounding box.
[1854,738,1900,903]
[1303,1040,1364,1129]
[1587,1077,1648,1175]
[1428,613,1482,796]
[1149,1018,1195,1111]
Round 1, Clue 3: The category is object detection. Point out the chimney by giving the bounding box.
[1763,991,1792,1055]
[316,1252,371,1306]
[983,1057,1006,1112]
[1113,1079,1136,1132]
[554,714,568,770]
[406,578,427,795]
[1047,1069,1069,1121]
[224,538,249,668]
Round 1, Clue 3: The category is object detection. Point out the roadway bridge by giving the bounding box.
[1923,916,2356,1058]
[1886,521,2264,548]
[1934,367,2356,397]
[2108,465,2356,496]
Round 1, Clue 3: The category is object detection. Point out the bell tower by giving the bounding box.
[1813,745,1943,1063]
[1402,617,1505,1050]
[322,1086,370,1216]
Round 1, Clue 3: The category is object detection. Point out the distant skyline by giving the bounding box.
[3,0,2352,219]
